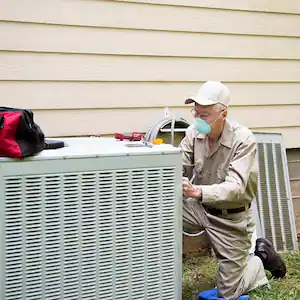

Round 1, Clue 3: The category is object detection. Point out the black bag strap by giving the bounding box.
[44,139,65,150]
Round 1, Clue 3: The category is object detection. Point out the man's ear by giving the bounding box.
[222,110,228,118]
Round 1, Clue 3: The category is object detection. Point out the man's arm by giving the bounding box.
[179,127,194,180]
[198,137,257,205]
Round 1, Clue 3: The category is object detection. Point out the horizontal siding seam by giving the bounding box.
[102,0,300,16]
[1,20,299,39]
[1,80,300,84]
[14,104,300,111]
[251,125,300,129]
[1,50,300,61]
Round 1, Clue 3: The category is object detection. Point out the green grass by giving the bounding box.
[182,249,300,300]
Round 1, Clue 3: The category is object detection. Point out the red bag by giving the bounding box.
[0,107,45,158]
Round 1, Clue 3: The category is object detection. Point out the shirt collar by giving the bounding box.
[196,132,206,139]
[219,119,233,148]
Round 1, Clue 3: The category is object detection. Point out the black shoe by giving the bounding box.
[254,237,286,278]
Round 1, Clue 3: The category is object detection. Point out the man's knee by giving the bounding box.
[217,259,245,299]
[217,255,267,299]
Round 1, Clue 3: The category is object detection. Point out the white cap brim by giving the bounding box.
[185,97,218,106]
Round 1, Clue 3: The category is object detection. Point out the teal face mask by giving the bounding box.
[195,112,224,134]
[195,117,211,134]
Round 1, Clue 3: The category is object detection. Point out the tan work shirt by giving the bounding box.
[179,118,258,209]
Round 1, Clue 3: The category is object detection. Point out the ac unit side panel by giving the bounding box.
[1,153,182,300]
[254,132,298,252]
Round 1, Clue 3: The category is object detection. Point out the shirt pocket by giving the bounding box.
[194,160,203,175]
[193,160,204,183]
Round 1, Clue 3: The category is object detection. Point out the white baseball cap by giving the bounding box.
[185,81,230,107]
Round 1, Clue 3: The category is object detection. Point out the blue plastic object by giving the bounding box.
[198,288,249,300]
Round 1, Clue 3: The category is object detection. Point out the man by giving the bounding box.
[180,81,286,299]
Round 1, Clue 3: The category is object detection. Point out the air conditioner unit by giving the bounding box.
[1,138,182,300]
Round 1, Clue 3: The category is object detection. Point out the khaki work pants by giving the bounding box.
[183,198,268,299]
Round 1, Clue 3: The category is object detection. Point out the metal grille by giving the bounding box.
[255,132,298,251]
[4,167,177,300]
[161,168,176,299]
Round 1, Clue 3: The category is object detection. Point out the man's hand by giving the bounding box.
[182,177,202,198]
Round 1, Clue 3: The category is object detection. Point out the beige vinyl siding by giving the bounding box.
[1,0,300,148]
[2,22,300,59]
[6,108,300,139]
[1,82,299,109]
[2,53,300,81]
[111,0,300,14]
[1,0,300,37]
